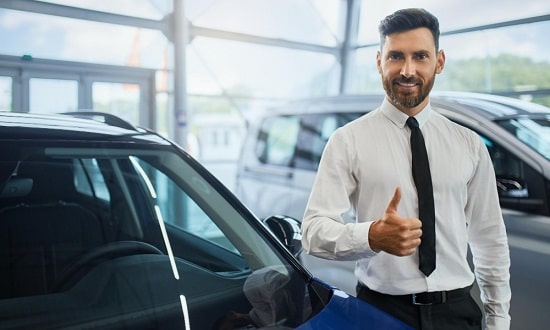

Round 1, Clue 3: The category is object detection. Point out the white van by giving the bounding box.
[235,92,550,294]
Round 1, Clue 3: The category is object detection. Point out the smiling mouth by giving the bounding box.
[395,79,420,87]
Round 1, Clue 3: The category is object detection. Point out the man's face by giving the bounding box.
[377,27,445,115]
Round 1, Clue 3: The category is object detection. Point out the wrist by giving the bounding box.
[368,220,381,253]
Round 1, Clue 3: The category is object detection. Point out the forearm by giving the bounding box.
[467,140,511,328]
[301,213,374,260]
[472,235,511,329]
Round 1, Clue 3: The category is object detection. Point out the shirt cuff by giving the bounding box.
[485,315,510,330]
[357,220,378,254]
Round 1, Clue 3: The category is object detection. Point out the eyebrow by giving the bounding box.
[385,49,432,56]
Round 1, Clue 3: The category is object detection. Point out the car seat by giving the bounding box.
[0,159,105,298]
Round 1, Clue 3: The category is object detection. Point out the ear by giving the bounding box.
[376,51,382,74]
[435,50,446,74]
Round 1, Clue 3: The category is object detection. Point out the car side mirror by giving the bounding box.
[496,177,528,198]
[263,215,303,257]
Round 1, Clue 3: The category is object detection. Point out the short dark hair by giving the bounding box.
[378,8,440,50]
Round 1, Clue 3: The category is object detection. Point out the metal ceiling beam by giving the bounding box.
[189,25,338,55]
[441,13,550,36]
[357,13,550,49]
[0,0,169,34]
[0,0,338,56]
[338,0,361,94]
[172,0,188,147]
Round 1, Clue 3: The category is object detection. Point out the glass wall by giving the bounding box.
[92,82,141,124]
[353,1,550,105]
[0,9,168,69]
[187,0,342,47]
[0,76,11,111]
[1,0,549,174]
[187,38,339,99]
[3,1,548,109]
[29,78,78,113]
[357,0,550,44]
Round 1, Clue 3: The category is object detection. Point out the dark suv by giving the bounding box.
[0,112,410,329]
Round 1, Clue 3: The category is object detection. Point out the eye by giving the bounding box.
[415,53,428,60]
[388,53,403,61]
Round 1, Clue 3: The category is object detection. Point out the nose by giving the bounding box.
[400,58,416,78]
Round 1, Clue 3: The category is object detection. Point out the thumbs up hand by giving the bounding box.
[368,187,422,256]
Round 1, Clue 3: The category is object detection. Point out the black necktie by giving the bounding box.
[406,117,436,276]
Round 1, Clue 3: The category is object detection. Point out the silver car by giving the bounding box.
[235,91,550,328]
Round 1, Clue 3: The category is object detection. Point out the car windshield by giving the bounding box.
[495,116,550,160]
[0,141,314,329]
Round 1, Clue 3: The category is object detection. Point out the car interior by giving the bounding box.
[0,148,322,329]
[0,149,308,329]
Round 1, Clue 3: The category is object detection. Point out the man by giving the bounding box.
[301,8,511,330]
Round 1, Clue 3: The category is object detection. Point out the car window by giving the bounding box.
[295,113,363,170]
[496,116,550,160]
[256,115,300,166]
[0,145,316,329]
[136,159,239,254]
[74,158,111,202]
[447,119,527,197]
[475,132,550,216]
[255,112,362,170]
[479,135,523,183]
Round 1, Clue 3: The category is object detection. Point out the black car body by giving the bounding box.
[0,112,411,329]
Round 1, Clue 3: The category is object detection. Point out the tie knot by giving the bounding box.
[406,117,419,129]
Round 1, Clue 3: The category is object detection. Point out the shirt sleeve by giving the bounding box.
[301,128,376,261]
[465,136,511,329]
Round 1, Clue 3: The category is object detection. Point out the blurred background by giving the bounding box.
[1,0,549,189]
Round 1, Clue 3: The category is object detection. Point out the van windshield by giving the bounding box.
[496,116,550,160]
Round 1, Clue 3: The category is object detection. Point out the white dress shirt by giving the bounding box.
[302,98,511,329]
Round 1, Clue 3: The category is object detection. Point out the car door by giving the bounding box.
[446,118,550,217]
[236,114,301,219]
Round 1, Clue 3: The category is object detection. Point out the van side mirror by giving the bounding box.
[263,215,303,257]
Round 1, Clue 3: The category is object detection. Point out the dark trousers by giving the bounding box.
[356,283,482,330]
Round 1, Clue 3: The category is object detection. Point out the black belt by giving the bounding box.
[358,283,471,306]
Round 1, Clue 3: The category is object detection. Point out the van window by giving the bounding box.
[295,113,363,170]
[255,113,361,170]
[256,116,300,166]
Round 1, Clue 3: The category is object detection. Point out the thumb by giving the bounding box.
[385,187,401,213]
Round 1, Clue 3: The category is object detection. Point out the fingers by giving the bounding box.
[390,232,422,257]
[395,223,422,253]
[409,217,423,230]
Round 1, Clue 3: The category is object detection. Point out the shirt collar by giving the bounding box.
[380,97,433,129]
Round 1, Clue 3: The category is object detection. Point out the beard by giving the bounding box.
[382,74,435,109]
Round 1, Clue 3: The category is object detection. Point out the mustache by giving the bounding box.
[394,77,421,84]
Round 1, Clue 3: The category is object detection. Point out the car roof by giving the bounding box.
[262,91,550,120]
[432,91,550,119]
[0,111,168,145]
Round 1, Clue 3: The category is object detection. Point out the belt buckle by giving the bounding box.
[412,293,432,306]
